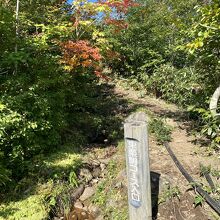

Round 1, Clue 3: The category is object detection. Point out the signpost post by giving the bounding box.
[124,112,152,220]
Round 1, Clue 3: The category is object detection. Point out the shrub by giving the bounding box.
[145,64,204,106]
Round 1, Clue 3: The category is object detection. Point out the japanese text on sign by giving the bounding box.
[127,139,141,208]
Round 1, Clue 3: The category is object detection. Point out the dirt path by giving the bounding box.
[114,82,220,220]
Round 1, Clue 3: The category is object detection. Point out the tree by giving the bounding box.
[186,0,220,90]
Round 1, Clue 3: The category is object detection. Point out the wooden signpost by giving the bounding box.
[124,112,152,220]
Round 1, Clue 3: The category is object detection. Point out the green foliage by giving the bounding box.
[0,194,48,220]
[196,165,220,203]
[146,64,203,106]
[211,168,220,179]
[0,4,15,66]
[181,1,220,148]
[0,143,82,219]
[188,106,220,150]
[69,171,78,187]
[0,0,125,219]
[0,163,11,187]
[107,0,199,77]
[0,0,71,181]
[92,159,118,206]
[149,117,172,144]
[92,181,107,206]
[186,1,220,63]
[107,0,219,149]
[194,195,205,207]
[0,0,122,195]
[185,0,220,97]
[0,71,68,179]
[159,185,181,204]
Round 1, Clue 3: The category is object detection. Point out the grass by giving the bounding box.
[0,194,47,220]
[0,145,82,220]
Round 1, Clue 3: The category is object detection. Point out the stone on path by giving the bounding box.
[88,204,101,218]
[80,168,93,182]
[74,200,84,209]
[80,187,95,202]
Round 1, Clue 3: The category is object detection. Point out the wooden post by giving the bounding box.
[124,112,152,220]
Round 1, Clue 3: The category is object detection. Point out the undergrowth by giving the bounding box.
[0,144,82,220]
[149,118,172,144]
[158,185,181,204]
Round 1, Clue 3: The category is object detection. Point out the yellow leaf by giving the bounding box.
[79,20,92,26]
[0,103,5,110]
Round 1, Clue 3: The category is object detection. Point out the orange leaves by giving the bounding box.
[62,40,101,61]
[82,59,92,67]
[61,40,103,74]
[61,40,110,79]
[99,0,139,14]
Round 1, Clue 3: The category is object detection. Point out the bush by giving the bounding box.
[145,64,204,106]
[188,106,220,150]
[0,77,66,179]
[0,163,11,188]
